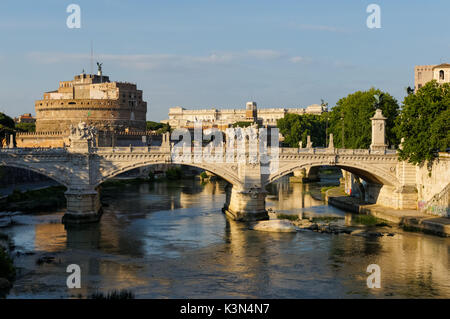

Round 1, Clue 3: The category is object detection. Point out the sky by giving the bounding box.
[0,0,449,121]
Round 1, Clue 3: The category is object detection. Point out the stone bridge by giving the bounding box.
[0,109,421,224]
[0,138,417,224]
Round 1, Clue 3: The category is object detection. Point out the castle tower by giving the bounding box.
[34,72,147,132]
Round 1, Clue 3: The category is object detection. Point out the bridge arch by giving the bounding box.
[96,161,243,188]
[0,162,69,187]
[266,161,399,187]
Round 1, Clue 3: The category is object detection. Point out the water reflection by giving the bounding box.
[266,182,324,211]
[4,178,450,298]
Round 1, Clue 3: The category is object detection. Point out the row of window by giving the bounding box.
[38,101,122,106]
[418,70,446,81]
[121,92,142,100]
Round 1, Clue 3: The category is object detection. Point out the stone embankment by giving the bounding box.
[324,186,450,237]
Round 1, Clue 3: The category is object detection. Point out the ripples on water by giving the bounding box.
[1,178,449,298]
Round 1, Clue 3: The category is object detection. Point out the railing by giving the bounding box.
[96,146,165,153]
[277,147,398,156]
[0,147,66,153]
[1,144,399,157]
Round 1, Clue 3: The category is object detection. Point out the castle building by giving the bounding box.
[35,71,147,132]
[16,69,148,148]
[162,102,326,129]
[415,63,450,91]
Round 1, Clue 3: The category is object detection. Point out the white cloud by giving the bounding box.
[289,56,304,63]
[245,50,285,60]
[27,52,88,64]
[26,49,315,72]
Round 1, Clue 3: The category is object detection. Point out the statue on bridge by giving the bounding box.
[69,121,98,148]
[373,93,384,109]
[70,122,97,140]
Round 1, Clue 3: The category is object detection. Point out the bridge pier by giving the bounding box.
[223,184,268,221]
[62,188,102,224]
[365,184,418,209]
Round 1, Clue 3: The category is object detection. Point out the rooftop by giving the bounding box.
[433,63,450,69]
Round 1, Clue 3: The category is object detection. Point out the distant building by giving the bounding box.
[415,63,450,91]
[162,101,326,129]
[14,113,36,124]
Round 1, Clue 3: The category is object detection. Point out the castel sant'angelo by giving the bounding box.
[17,64,148,147]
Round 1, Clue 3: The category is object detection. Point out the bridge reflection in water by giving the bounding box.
[5,179,449,298]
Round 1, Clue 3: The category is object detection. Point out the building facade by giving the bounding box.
[414,63,450,91]
[16,71,148,148]
[35,72,147,132]
[162,101,326,129]
[14,113,36,124]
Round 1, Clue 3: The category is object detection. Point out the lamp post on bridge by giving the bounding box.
[341,113,345,149]
[370,94,388,153]
[321,99,329,147]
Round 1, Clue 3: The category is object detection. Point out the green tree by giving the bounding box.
[0,112,15,145]
[146,121,170,134]
[396,80,450,165]
[231,121,255,128]
[328,88,400,149]
[0,247,15,281]
[277,113,327,147]
[15,122,35,132]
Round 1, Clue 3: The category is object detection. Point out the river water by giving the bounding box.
[1,177,449,298]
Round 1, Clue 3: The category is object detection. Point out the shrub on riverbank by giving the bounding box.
[320,168,339,176]
[102,178,151,187]
[0,247,15,282]
[0,186,67,212]
[165,167,183,180]
[311,216,343,223]
[351,214,388,226]
[321,186,337,193]
[101,169,193,187]
[277,213,299,221]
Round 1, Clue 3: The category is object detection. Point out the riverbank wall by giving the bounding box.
[415,153,450,218]
[325,186,450,237]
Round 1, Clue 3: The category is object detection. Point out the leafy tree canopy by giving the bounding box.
[146,121,170,134]
[328,88,400,149]
[0,112,15,129]
[15,122,35,132]
[277,113,327,148]
[231,121,256,128]
[396,80,450,165]
[0,112,15,141]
